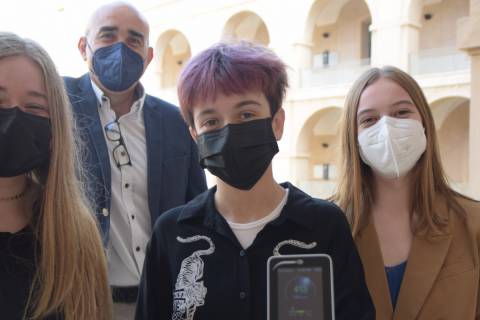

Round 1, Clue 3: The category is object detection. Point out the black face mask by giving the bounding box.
[197,118,279,190]
[0,107,51,177]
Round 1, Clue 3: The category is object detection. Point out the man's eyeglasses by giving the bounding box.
[104,120,132,168]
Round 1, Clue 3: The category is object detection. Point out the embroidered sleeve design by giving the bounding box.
[172,235,215,320]
[273,239,317,256]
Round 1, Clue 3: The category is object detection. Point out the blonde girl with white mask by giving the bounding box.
[333,66,480,320]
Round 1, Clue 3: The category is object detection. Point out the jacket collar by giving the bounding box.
[355,203,452,320]
[90,79,146,120]
[177,182,317,232]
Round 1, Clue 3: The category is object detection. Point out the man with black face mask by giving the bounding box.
[63,2,207,319]
[135,42,375,320]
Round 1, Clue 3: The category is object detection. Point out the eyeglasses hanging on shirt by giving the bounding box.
[104,120,132,168]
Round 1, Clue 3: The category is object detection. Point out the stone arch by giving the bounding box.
[155,29,191,89]
[222,11,270,46]
[296,107,342,197]
[430,96,470,190]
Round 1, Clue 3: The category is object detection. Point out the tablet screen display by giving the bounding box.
[277,266,324,320]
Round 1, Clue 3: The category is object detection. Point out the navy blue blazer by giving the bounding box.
[64,74,207,243]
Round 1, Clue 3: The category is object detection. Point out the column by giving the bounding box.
[457,0,480,199]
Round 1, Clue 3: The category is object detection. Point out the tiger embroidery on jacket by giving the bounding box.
[273,239,317,256]
[172,235,215,320]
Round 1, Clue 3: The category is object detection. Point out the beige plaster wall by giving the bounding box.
[419,0,469,50]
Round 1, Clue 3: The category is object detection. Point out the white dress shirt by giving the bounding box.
[227,188,289,249]
[92,81,151,286]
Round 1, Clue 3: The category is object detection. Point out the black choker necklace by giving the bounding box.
[0,184,29,202]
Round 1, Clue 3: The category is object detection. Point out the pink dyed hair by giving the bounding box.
[177,41,289,126]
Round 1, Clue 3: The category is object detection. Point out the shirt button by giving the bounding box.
[135,246,140,252]
[239,250,246,257]
[239,291,246,299]
[131,215,135,220]
[124,183,130,188]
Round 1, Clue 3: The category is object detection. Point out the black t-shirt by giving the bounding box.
[0,227,61,320]
[0,227,36,319]
[136,182,375,320]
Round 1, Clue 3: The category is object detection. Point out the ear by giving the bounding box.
[145,47,154,68]
[188,126,198,142]
[272,108,285,140]
[78,37,88,61]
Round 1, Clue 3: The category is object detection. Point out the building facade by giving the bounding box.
[140,0,480,199]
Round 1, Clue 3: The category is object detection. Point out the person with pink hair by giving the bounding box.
[136,42,375,320]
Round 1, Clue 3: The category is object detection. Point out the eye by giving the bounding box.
[129,37,142,47]
[101,32,113,38]
[24,104,49,117]
[359,116,377,128]
[394,109,412,118]
[98,33,115,42]
[202,118,219,128]
[240,111,255,121]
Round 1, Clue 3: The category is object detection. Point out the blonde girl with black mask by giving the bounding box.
[333,65,480,320]
[0,32,112,320]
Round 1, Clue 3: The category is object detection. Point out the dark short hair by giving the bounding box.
[177,41,289,126]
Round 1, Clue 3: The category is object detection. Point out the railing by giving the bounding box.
[300,58,371,88]
[409,47,470,75]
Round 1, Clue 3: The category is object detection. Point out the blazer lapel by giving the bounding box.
[76,75,111,196]
[393,226,452,320]
[356,219,394,320]
[143,97,164,225]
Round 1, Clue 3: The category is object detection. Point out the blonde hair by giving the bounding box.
[333,66,468,236]
[0,32,112,319]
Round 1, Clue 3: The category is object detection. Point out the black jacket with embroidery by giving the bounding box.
[135,182,375,320]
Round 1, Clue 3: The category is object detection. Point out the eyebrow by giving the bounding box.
[196,99,262,118]
[357,100,415,118]
[234,100,261,109]
[97,26,118,35]
[97,26,144,38]
[197,108,217,118]
[0,86,47,100]
[391,100,414,107]
[27,90,48,100]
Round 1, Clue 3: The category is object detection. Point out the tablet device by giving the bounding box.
[267,254,334,320]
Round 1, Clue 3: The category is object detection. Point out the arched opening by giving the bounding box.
[296,107,342,198]
[155,30,191,89]
[301,0,372,86]
[431,97,470,192]
[222,11,270,46]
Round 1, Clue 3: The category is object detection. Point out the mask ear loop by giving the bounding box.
[85,41,99,77]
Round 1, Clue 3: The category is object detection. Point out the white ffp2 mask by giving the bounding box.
[358,116,427,179]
